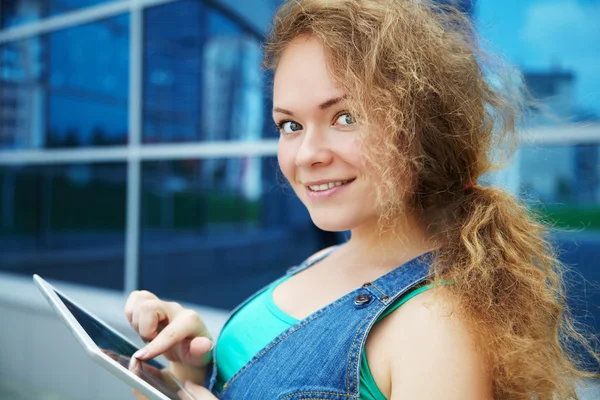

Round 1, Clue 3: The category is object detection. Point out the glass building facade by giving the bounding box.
[0,0,336,309]
[1,0,599,332]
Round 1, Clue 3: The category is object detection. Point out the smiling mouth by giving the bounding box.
[307,178,356,192]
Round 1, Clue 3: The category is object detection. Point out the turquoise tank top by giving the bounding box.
[216,275,445,399]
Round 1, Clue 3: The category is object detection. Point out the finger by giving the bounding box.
[125,290,141,324]
[125,290,155,322]
[134,310,202,360]
[179,381,217,400]
[126,291,146,331]
[128,355,139,371]
[137,300,168,341]
[132,389,149,400]
[189,336,213,358]
[132,308,140,333]
[139,361,165,380]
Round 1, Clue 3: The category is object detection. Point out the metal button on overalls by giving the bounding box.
[354,294,372,307]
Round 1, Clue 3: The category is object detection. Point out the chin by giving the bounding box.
[309,213,359,232]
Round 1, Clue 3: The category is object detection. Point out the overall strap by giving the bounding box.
[361,251,435,304]
[210,249,437,398]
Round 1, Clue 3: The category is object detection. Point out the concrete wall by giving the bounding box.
[0,272,228,400]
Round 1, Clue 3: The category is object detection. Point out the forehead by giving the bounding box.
[273,36,343,108]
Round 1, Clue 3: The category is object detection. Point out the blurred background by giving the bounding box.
[0,0,599,398]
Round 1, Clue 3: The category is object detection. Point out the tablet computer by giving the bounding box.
[33,274,193,400]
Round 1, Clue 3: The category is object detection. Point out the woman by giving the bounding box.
[126,1,599,399]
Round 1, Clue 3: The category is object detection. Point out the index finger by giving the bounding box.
[133,310,202,360]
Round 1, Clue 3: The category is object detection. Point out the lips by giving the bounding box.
[307,178,355,192]
[304,177,356,188]
[303,177,356,200]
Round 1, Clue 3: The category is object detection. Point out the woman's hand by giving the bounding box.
[124,290,214,370]
[179,381,219,399]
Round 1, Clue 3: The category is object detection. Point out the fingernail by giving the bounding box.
[133,349,148,359]
[209,341,215,351]
[128,355,139,370]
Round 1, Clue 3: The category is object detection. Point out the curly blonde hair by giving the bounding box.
[264,0,600,398]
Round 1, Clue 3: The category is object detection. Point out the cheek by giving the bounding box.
[277,142,296,182]
[341,137,364,171]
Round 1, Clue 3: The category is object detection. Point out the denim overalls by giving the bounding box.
[205,247,434,399]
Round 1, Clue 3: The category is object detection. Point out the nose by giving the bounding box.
[294,126,333,168]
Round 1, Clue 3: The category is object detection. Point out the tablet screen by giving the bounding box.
[55,291,184,399]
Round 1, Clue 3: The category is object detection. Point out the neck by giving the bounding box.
[339,214,434,272]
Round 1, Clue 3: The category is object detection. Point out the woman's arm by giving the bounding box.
[383,288,493,400]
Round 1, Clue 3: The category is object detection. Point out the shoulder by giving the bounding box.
[380,286,492,399]
[304,245,339,264]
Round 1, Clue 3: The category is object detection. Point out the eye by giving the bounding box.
[334,112,355,126]
[277,121,303,135]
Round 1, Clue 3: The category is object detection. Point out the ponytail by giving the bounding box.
[431,185,599,399]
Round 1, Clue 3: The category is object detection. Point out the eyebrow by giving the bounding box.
[273,96,346,117]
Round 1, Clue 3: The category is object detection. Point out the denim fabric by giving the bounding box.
[205,246,434,399]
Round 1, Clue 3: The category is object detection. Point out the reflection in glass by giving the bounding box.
[139,157,340,309]
[519,144,600,228]
[0,37,45,149]
[1,0,112,29]
[0,163,126,289]
[0,15,129,150]
[477,0,600,121]
[143,1,265,143]
[48,15,129,148]
[515,142,600,339]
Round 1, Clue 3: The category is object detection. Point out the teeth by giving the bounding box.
[309,179,353,192]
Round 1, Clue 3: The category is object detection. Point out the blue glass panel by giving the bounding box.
[143,2,266,143]
[0,15,129,149]
[139,157,343,309]
[515,141,600,351]
[1,0,112,29]
[47,15,129,148]
[477,0,600,121]
[0,38,45,149]
[0,163,126,290]
[437,0,476,16]
[143,0,205,144]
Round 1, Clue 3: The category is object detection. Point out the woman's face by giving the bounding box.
[274,36,380,232]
